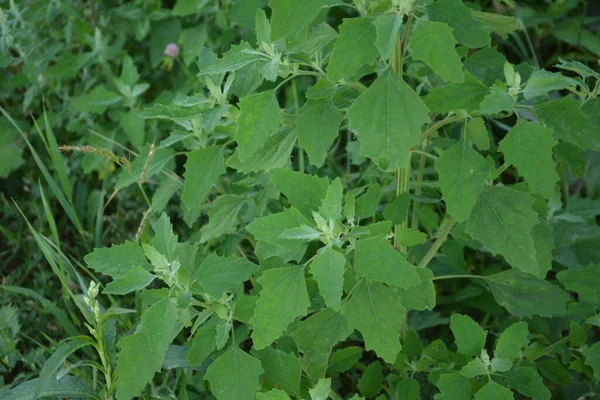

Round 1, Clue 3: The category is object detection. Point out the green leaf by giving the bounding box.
[291,309,352,381]
[554,142,586,177]
[255,9,271,44]
[450,314,487,356]
[84,241,150,279]
[115,298,178,400]
[327,17,379,82]
[3,376,98,400]
[152,213,178,260]
[182,146,225,212]
[461,357,488,378]
[235,90,282,161]
[103,266,156,295]
[354,235,421,289]
[254,347,302,396]
[557,264,600,306]
[319,178,344,221]
[297,99,344,167]
[309,378,331,400]
[480,85,515,115]
[269,0,335,42]
[269,169,329,217]
[347,68,430,171]
[474,380,513,400]
[427,0,490,48]
[538,359,572,385]
[204,346,263,400]
[425,74,488,113]
[436,139,490,222]
[246,207,311,262]
[494,321,528,360]
[472,11,519,38]
[584,342,600,377]
[343,280,404,363]
[310,246,346,311]
[396,268,436,311]
[250,266,310,348]
[256,389,292,400]
[357,361,382,398]
[485,269,569,318]
[374,13,402,60]
[198,42,264,76]
[172,0,209,16]
[383,192,410,225]
[355,184,382,219]
[73,86,121,113]
[535,97,600,150]
[200,195,246,243]
[188,325,216,366]
[396,378,420,400]
[35,336,95,399]
[464,47,507,86]
[434,373,471,400]
[394,228,427,247]
[327,346,362,376]
[410,21,464,83]
[499,119,559,200]
[495,367,550,400]
[227,125,297,173]
[466,185,542,276]
[523,70,579,99]
[194,254,258,298]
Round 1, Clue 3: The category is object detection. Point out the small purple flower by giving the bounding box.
[163,43,179,58]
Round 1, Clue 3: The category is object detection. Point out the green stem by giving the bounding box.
[432,274,485,281]
[410,150,427,230]
[420,115,464,141]
[291,79,305,173]
[398,14,415,75]
[418,217,456,268]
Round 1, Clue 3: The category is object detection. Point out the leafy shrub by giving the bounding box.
[1,0,600,399]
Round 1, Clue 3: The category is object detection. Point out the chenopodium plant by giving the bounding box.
[26,0,600,399]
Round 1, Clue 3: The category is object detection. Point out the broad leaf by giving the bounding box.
[310,246,346,311]
[182,147,225,213]
[373,13,402,60]
[198,42,264,75]
[425,74,489,113]
[495,367,551,400]
[436,139,490,222]
[270,0,335,42]
[254,347,302,396]
[200,195,246,243]
[250,266,310,348]
[494,321,528,360]
[73,86,121,113]
[523,70,579,99]
[474,380,513,400]
[319,178,344,221]
[103,266,156,295]
[347,68,430,171]
[410,21,464,83]
[556,264,600,306]
[354,235,421,289]
[499,119,559,200]
[450,314,487,356]
[84,241,150,279]
[309,378,331,400]
[194,254,258,298]
[188,325,216,366]
[396,268,436,311]
[327,17,379,82]
[585,342,600,377]
[427,0,490,48]
[204,346,263,400]
[480,85,516,115]
[343,280,404,363]
[297,99,344,167]
[466,185,542,276]
[115,298,178,400]
[269,169,329,217]
[434,373,471,400]
[4,376,98,400]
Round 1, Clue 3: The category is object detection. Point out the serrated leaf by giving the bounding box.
[204,346,263,400]
[466,117,490,150]
[466,185,542,276]
[354,235,421,289]
[584,342,600,377]
[200,195,245,243]
[310,246,345,311]
[115,298,178,400]
[523,70,579,99]
[536,97,600,150]
[495,367,550,400]
[320,178,343,221]
[327,346,362,376]
[494,321,528,360]
[450,314,487,356]
[410,21,464,83]
[557,264,600,306]
[472,11,519,38]
[396,268,436,311]
[84,241,150,279]
[250,266,309,348]
[383,192,410,225]
[309,378,331,400]
[182,147,225,212]
[254,347,302,396]
[394,228,427,247]
[474,380,513,400]
[425,74,489,113]
[427,0,490,48]
[464,47,507,86]
[347,68,430,171]
[198,42,264,76]
[357,361,382,398]
[373,13,402,60]
[73,86,122,113]
[436,139,490,222]
[485,269,569,318]
[434,373,471,400]
[269,0,335,42]
[188,325,216,366]
[396,378,420,400]
[291,309,352,381]
[327,17,379,82]
[297,98,344,167]
[151,213,178,260]
[103,266,156,295]
[194,254,258,298]
[461,357,488,378]
[235,90,282,161]
[342,280,404,363]
[480,85,515,115]
[538,359,572,385]
[269,169,329,217]
[499,119,559,200]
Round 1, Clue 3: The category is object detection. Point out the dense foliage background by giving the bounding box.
[1,0,599,399]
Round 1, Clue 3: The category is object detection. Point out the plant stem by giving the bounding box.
[418,217,456,268]
[432,274,485,281]
[410,150,427,230]
[420,115,464,141]
[291,79,305,173]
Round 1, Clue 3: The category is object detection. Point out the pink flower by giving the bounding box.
[163,43,179,58]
